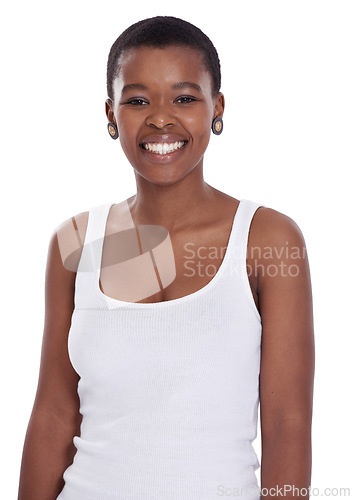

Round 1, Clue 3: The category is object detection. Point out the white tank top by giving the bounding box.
[56,198,264,500]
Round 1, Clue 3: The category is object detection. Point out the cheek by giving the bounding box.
[182,109,213,140]
[115,113,139,151]
[198,129,212,154]
[116,110,136,132]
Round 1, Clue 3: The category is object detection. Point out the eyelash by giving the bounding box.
[175,96,197,104]
[125,96,197,106]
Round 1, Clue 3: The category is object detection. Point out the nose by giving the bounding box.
[145,103,175,129]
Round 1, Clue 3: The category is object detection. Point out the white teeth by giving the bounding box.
[142,141,186,154]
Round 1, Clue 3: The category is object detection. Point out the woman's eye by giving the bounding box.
[175,96,196,104]
[126,99,148,106]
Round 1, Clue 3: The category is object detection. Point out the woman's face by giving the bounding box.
[106,45,224,185]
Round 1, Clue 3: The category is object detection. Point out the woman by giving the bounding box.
[18,16,315,500]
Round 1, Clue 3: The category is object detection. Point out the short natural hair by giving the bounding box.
[106,16,221,101]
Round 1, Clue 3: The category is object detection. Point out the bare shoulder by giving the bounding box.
[248,204,309,293]
[250,205,306,247]
[55,209,89,274]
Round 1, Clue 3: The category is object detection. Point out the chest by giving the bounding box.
[99,223,259,308]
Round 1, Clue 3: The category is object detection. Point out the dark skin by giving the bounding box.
[17,44,314,499]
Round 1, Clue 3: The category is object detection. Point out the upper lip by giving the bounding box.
[139,134,188,145]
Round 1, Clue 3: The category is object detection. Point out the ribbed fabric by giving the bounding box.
[56,198,264,500]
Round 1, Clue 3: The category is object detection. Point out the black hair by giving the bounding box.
[106,16,221,101]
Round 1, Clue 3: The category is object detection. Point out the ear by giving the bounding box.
[105,98,116,123]
[213,92,225,119]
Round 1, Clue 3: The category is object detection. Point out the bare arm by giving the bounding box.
[255,209,315,499]
[17,213,88,500]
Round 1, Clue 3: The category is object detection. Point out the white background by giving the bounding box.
[1,0,351,497]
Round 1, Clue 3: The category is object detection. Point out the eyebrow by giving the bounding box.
[121,83,148,94]
[121,81,203,94]
[171,82,202,92]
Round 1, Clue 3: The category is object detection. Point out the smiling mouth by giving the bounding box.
[140,140,188,155]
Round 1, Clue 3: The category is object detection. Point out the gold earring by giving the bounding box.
[212,117,223,135]
[107,122,119,139]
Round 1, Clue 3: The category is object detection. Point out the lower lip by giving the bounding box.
[139,142,188,163]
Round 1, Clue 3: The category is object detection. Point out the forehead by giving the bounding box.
[113,45,212,97]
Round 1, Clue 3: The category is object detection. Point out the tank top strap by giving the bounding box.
[221,199,265,323]
[76,203,112,272]
[231,199,265,252]
[74,202,114,310]
[225,199,265,287]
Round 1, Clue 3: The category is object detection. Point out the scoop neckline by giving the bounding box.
[95,199,243,308]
